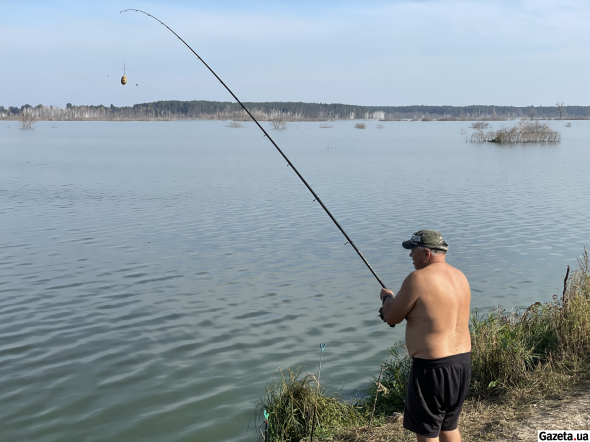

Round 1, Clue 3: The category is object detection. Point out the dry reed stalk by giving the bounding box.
[368,366,384,427]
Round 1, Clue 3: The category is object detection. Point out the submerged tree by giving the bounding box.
[20,110,36,130]
[269,112,287,130]
[556,102,566,119]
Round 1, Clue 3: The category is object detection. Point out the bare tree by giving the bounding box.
[20,110,36,129]
[556,102,565,119]
[529,107,536,119]
[269,113,286,130]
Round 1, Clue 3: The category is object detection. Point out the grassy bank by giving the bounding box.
[254,249,590,441]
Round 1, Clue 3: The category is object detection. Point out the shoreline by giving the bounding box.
[331,379,590,441]
[3,116,590,123]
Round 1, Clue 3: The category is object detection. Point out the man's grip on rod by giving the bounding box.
[379,294,395,327]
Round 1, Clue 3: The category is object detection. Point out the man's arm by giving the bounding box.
[380,273,420,326]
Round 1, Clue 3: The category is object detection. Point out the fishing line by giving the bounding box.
[119,9,387,290]
[121,61,127,85]
[120,12,128,85]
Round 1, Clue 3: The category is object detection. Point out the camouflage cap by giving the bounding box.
[402,230,449,251]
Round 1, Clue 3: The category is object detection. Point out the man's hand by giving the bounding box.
[380,288,394,301]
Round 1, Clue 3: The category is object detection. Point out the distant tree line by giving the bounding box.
[2,101,590,121]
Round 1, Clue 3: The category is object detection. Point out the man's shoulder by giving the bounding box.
[426,261,463,273]
[409,263,446,277]
[403,269,427,286]
[412,263,467,281]
[442,263,469,281]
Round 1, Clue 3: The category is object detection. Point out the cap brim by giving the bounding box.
[402,240,418,249]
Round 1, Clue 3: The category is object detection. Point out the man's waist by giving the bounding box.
[412,352,471,369]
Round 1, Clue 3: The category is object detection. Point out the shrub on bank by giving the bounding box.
[361,346,411,416]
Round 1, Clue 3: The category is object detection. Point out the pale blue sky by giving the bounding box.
[1,0,589,107]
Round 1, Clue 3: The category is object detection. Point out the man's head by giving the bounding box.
[402,230,448,269]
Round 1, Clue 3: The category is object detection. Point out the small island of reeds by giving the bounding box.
[254,250,590,441]
[470,120,561,143]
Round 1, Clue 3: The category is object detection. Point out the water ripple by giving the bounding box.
[0,121,589,441]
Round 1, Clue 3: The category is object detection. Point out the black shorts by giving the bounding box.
[403,352,471,438]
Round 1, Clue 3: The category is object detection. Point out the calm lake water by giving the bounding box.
[1,120,589,441]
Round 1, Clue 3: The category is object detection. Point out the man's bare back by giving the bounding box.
[401,262,471,358]
[380,244,471,358]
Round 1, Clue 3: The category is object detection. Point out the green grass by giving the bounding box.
[360,346,411,416]
[255,367,366,442]
[255,249,590,441]
[470,249,590,399]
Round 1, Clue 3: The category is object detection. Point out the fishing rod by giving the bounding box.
[120,9,387,291]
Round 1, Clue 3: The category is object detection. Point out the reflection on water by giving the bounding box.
[1,120,589,441]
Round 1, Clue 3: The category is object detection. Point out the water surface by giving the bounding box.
[1,120,589,441]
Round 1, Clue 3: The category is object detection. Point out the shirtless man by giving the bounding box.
[379,230,471,442]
